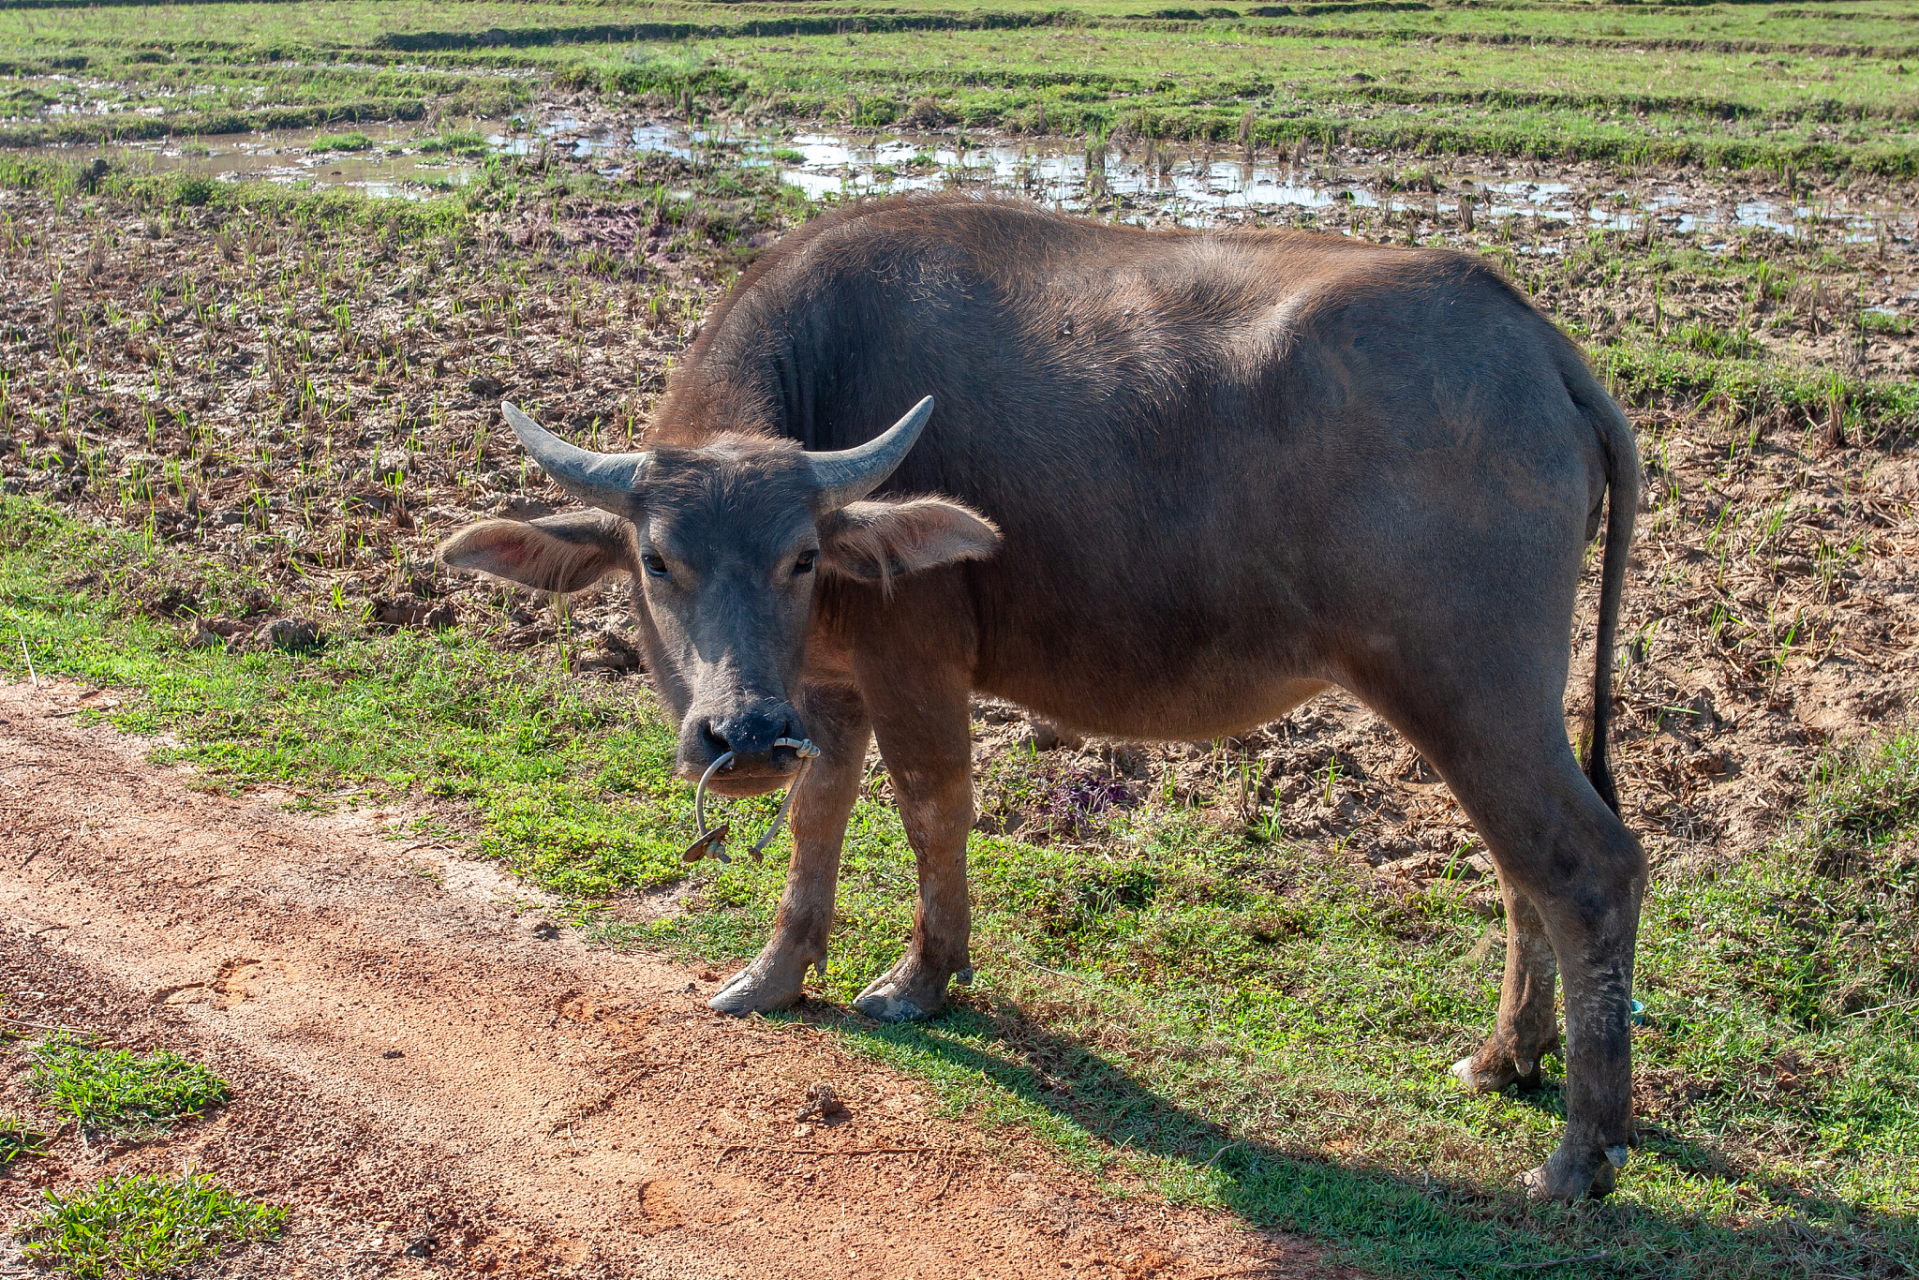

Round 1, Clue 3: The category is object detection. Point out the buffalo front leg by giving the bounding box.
[1453,880,1560,1092]
[710,683,871,1015]
[851,663,974,1023]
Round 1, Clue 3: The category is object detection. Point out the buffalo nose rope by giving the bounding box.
[681,737,821,864]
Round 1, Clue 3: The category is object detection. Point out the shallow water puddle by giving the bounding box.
[23,115,1914,248]
[23,121,478,199]
[760,130,1908,247]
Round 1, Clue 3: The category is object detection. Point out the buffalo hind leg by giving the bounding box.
[1357,684,1645,1201]
[1521,832,1644,1202]
[710,682,870,1015]
[1452,751,1643,1200]
[851,662,974,1023]
[1452,881,1559,1093]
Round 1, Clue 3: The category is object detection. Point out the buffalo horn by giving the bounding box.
[501,401,648,512]
[806,396,935,510]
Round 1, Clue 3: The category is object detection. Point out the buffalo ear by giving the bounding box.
[439,511,636,593]
[817,497,1001,589]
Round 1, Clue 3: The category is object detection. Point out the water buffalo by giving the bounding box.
[441,195,1642,1201]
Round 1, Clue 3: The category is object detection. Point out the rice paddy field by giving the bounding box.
[1,1,1917,1277]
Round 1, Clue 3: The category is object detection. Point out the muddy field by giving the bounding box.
[2,130,1915,888]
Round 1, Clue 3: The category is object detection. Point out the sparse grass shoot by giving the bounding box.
[1861,308,1913,337]
[0,1114,51,1164]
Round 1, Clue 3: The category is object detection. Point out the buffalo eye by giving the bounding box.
[792,550,817,577]
[641,552,670,578]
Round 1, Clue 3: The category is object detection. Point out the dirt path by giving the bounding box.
[0,680,1338,1279]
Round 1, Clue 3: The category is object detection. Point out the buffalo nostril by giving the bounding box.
[704,709,804,767]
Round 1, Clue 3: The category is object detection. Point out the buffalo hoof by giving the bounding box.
[852,957,952,1023]
[1520,1143,1623,1202]
[707,954,810,1016]
[1450,1050,1542,1094]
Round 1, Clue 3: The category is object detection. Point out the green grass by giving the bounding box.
[307,131,372,153]
[0,497,755,900]
[416,127,490,156]
[29,1038,231,1135]
[1,493,1913,1277]
[1863,308,1915,337]
[18,1174,287,1280]
[5,0,1919,171]
[639,750,1919,1278]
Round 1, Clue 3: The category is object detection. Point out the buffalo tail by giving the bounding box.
[1568,357,1639,817]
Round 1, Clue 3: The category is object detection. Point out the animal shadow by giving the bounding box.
[796,993,1915,1278]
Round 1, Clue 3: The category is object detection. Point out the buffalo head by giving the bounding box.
[439,398,1000,796]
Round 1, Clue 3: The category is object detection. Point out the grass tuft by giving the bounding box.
[18,1174,286,1279]
[29,1037,230,1135]
[308,132,372,154]
[1802,736,1919,883]
[416,128,489,156]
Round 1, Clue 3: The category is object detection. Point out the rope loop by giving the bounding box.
[682,737,821,864]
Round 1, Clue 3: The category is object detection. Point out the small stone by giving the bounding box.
[498,496,553,521]
[372,598,426,628]
[576,653,627,677]
[1462,887,1504,920]
[599,629,644,668]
